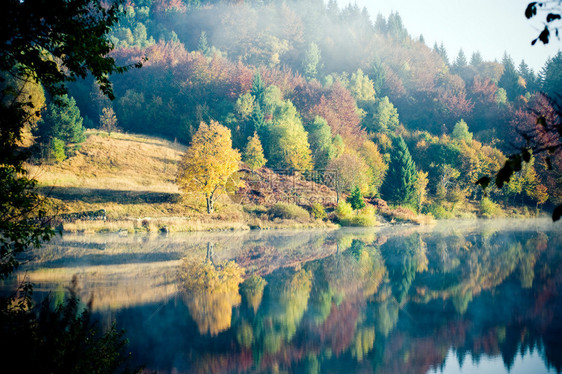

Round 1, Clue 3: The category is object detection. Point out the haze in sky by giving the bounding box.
[338,0,561,72]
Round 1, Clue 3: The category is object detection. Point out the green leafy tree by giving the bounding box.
[1,0,139,368]
[45,137,66,163]
[367,96,399,133]
[260,90,312,170]
[305,116,336,170]
[1,0,137,279]
[235,92,256,120]
[452,119,473,143]
[349,69,376,103]
[243,132,267,170]
[347,186,366,211]
[381,136,418,206]
[302,42,322,80]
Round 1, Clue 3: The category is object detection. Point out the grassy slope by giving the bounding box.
[28,130,184,193]
[27,130,336,232]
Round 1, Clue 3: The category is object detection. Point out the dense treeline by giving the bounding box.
[46,0,561,214]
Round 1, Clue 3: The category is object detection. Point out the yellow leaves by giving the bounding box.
[177,120,241,201]
[179,257,245,336]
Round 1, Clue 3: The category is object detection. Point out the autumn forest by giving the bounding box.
[19,0,559,224]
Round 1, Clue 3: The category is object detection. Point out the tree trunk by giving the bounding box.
[206,195,214,214]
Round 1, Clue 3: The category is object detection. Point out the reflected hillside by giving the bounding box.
[7,220,562,373]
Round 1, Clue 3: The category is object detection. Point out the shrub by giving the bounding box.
[479,197,502,218]
[423,203,453,219]
[267,202,310,221]
[45,137,66,163]
[339,205,377,227]
[311,203,327,220]
[335,201,353,221]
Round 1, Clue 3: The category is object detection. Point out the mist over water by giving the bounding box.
[6,219,562,373]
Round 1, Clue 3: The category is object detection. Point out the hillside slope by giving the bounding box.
[27,130,342,232]
[28,130,185,194]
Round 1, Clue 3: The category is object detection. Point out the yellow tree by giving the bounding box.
[177,120,241,213]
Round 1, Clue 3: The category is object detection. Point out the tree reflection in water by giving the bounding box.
[20,222,562,373]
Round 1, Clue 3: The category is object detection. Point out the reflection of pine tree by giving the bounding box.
[381,234,420,304]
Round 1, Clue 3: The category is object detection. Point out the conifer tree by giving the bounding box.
[470,51,484,67]
[381,136,418,206]
[499,53,522,101]
[453,49,467,69]
[251,73,265,104]
[243,132,267,171]
[34,94,85,161]
[540,51,562,98]
[251,102,265,132]
[198,31,209,56]
[347,186,366,211]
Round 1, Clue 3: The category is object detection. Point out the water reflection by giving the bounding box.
[7,219,562,373]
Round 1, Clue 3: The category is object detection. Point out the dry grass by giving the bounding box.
[24,130,432,231]
[26,130,185,193]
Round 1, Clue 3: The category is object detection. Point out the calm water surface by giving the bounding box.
[6,219,562,373]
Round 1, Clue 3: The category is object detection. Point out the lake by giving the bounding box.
[5,219,562,373]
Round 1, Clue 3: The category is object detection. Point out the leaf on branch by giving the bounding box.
[495,159,517,188]
[539,26,550,44]
[522,148,531,163]
[546,13,561,22]
[553,205,562,222]
[475,176,491,189]
[525,2,538,19]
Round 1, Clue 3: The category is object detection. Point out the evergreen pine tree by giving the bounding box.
[35,94,85,161]
[197,31,209,56]
[499,53,522,101]
[36,94,85,144]
[381,136,418,206]
[518,60,538,92]
[470,51,483,67]
[374,13,387,33]
[435,42,449,65]
[540,51,562,97]
[251,73,265,104]
[251,102,265,132]
[453,49,467,68]
[346,186,366,211]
